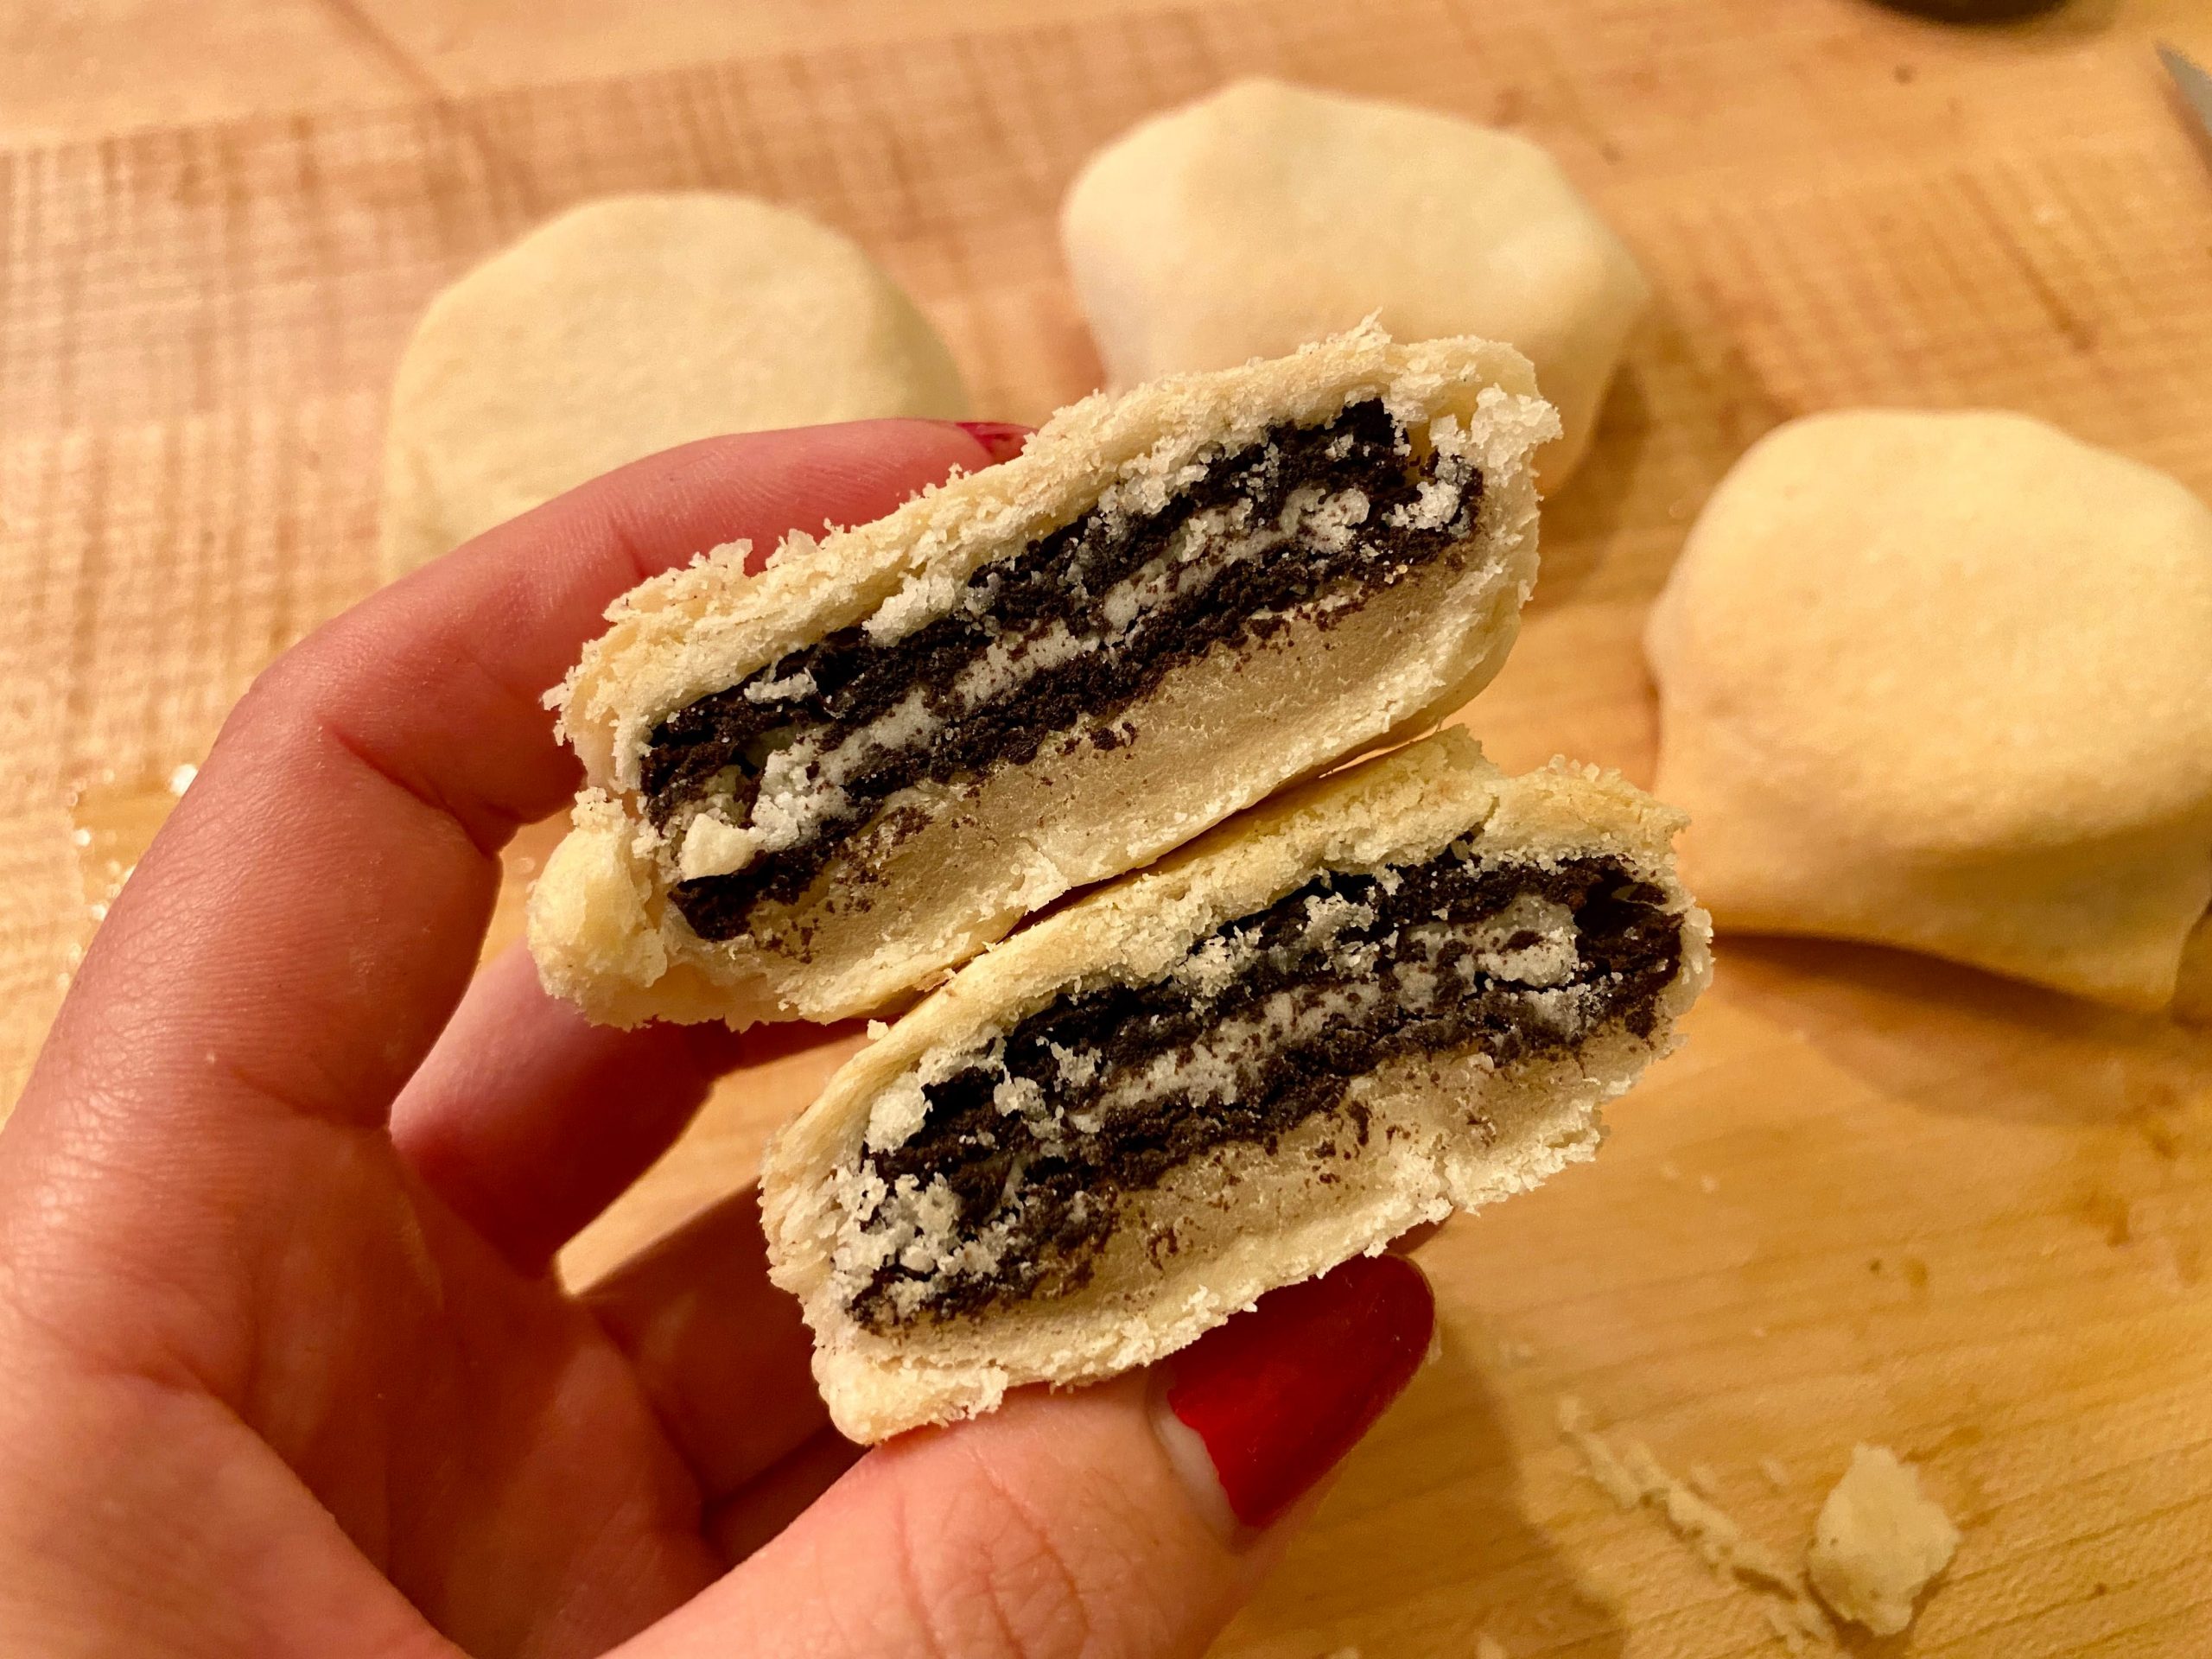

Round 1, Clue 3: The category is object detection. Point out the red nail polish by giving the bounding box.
[1164,1253,1433,1529]
[953,421,1033,464]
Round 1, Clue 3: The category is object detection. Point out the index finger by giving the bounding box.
[17,422,995,1154]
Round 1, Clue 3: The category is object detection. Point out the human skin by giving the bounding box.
[0,421,1432,1659]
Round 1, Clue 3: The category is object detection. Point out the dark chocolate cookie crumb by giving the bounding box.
[847,849,1681,1330]
[644,400,1482,939]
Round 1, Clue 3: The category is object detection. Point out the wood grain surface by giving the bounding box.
[5,1,2212,1653]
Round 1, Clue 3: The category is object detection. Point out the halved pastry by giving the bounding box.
[760,730,1711,1441]
[531,324,1558,1027]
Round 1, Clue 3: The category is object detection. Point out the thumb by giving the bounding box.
[622,1253,1433,1659]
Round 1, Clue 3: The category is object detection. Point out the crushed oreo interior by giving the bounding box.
[837,844,1684,1331]
[642,400,1484,940]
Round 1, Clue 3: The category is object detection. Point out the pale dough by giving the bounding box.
[1647,409,2212,1011]
[1806,1445,1959,1637]
[1059,78,1647,491]
[378,193,968,579]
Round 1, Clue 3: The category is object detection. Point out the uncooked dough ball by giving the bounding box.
[1060,79,1647,490]
[1647,410,2212,1011]
[379,193,968,579]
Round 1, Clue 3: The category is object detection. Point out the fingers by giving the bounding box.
[19,422,994,1161]
[391,947,856,1274]
[706,1427,868,1565]
[622,1254,1434,1659]
[384,948,695,1271]
[584,1187,835,1500]
[1151,1254,1434,1529]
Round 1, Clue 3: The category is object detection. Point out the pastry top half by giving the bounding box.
[760,729,1711,1442]
[531,325,1560,1028]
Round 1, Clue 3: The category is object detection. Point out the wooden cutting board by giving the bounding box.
[5,0,2212,1651]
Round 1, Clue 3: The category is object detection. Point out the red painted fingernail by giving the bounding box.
[1159,1254,1433,1530]
[952,421,1033,464]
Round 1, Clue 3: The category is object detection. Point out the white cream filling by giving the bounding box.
[828,1162,1031,1319]
[1165,886,1381,1004]
[744,667,817,703]
[1090,980,1387,1121]
[676,813,759,882]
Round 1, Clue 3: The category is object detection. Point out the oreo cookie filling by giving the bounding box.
[832,843,1686,1332]
[641,399,1484,941]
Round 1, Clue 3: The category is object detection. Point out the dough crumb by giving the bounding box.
[1688,1460,1721,1497]
[1555,1395,1646,1510]
[1760,1455,1791,1491]
[1475,1636,1509,1659]
[1556,1397,1835,1647]
[1806,1444,1960,1637]
[1762,1600,1832,1656]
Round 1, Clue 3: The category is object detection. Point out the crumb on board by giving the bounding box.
[1807,1445,1960,1637]
[1556,1396,1836,1652]
[1475,1636,1509,1659]
[1762,1603,1827,1652]
[1688,1460,1721,1498]
[1761,1455,1791,1491]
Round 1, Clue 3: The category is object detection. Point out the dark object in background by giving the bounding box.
[2162,45,2212,169]
[1873,0,2068,20]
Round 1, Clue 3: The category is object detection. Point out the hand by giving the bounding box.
[0,422,1434,1659]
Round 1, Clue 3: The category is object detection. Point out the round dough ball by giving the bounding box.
[379,193,968,580]
[1060,79,1647,491]
[1647,410,2212,1010]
